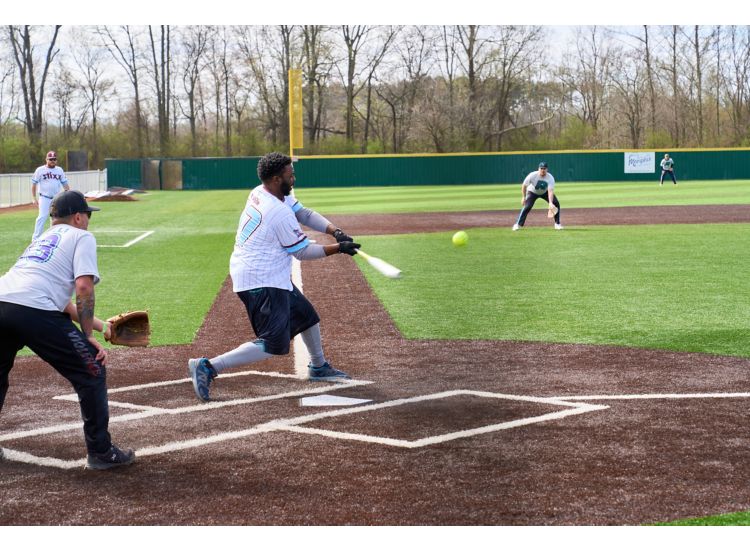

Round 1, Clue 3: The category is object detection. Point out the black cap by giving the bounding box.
[50,190,101,218]
[538,161,548,168]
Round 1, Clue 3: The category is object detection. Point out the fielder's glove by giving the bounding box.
[338,241,361,256]
[547,204,559,218]
[333,228,353,243]
[105,310,151,347]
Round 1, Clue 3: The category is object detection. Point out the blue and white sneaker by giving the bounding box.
[188,357,217,401]
[308,362,351,382]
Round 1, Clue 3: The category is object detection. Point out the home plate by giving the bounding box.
[300,395,373,407]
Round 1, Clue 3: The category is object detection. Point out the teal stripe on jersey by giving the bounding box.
[285,237,309,253]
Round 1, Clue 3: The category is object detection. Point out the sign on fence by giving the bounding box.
[624,152,655,173]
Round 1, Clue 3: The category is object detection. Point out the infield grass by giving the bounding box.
[355,223,750,358]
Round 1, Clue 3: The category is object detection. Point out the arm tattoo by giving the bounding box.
[76,290,96,337]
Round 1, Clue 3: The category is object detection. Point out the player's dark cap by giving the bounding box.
[50,190,100,218]
[46,151,57,160]
[538,161,548,168]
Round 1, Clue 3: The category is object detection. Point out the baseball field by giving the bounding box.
[1,179,750,527]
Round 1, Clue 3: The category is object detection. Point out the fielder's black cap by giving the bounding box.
[50,190,101,218]
[538,161,548,168]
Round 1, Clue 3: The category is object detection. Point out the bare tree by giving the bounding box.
[178,26,212,157]
[7,25,61,145]
[72,42,115,166]
[611,49,647,148]
[148,25,172,155]
[356,26,398,153]
[722,26,750,143]
[97,25,146,157]
[455,25,495,149]
[301,25,334,145]
[340,25,372,141]
[375,27,433,153]
[486,26,544,150]
[560,26,614,142]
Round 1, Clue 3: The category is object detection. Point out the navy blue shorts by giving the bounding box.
[237,284,320,355]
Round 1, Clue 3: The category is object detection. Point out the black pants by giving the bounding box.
[516,193,561,226]
[660,170,677,184]
[237,284,320,356]
[0,301,111,454]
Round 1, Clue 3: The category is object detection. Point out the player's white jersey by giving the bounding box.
[523,170,556,195]
[0,224,100,311]
[31,165,68,198]
[660,158,674,170]
[230,185,310,292]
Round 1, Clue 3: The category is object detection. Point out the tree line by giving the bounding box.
[2,25,750,172]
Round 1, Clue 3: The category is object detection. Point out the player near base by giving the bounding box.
[0,190,134,470]
[659,153,677,186]
[187,152,360,402]
[31,151,70,241]
[513,161,562,230]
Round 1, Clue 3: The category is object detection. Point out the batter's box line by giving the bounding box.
[263,390,609,448]
[1,376,373,444]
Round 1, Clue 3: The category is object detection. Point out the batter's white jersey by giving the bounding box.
[230,185,310,292]
[0,224,100,312]
[523,170,556,196]
[31,165,68,198]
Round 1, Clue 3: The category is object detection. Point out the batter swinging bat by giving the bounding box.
[356,250,402,279]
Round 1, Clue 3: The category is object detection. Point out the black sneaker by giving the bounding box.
[86,444,136,470]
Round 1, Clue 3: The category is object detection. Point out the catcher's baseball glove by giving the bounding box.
[547,204,559,218]
[105,310,151,347]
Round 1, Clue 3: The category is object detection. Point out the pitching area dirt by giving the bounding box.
[1,205,750,525]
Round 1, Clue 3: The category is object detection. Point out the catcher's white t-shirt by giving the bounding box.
[230,185,310,292]
[523,170,556,196]
[31,165,68,198]
[0,224,100,311]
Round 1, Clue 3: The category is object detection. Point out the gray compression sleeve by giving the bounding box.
[295,207,332,233]
[291,243,328,261]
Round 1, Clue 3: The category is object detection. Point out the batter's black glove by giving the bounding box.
[333,228,353,243]
[338,241,361,256]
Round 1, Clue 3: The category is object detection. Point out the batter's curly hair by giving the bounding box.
[257,152,292,181]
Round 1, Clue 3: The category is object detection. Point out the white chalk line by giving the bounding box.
[1,379,373,443]
[5,389,750,469]
[96,229,154,248]
[551,392,750,401]
[52,368,306,401]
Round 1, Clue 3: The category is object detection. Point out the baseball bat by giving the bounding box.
[356,250,402,279]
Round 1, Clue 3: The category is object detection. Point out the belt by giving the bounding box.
[39,193,53,199]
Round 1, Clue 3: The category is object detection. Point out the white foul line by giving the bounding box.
[96,230,154,248]
[550,392,750,401]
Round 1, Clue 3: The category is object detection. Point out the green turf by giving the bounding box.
[295,179,750,214]
[354,224,750,358]
[655,511,750,525]
[0,191,242,347]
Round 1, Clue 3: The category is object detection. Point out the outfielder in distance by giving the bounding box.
[31,151,70,241]
[512,161,563,231]
[188,152,360,402]
[659,153,677,186]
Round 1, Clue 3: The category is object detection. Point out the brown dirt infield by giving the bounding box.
[2,205,750,525]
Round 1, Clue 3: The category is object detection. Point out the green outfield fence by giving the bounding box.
[105,148,750,190]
